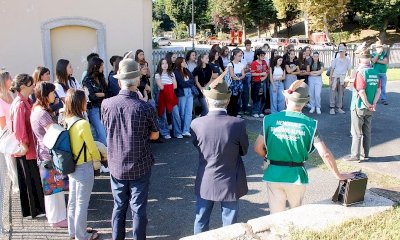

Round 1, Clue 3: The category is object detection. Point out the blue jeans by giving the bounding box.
[198,96,208,116]
[270,81,285,113]
[110,171,151,240]
[68,162,94,240]
[379,73,387,101]
[159,105,182,137]
[88,107,107,146]
[194,196,238,234]
[240,72,251,112]
[178,88,193,133]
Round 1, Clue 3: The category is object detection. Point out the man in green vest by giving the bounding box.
[371,39,388,105]
[343,48,381,162]
[254,80,353,214]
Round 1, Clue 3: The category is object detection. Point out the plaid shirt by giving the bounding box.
[101,90,159,180]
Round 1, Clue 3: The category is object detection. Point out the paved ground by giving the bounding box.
[3,81,400,240]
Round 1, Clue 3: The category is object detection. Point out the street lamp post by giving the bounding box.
[192,0,195,50]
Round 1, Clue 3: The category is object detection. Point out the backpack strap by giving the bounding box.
[67,117,87,163]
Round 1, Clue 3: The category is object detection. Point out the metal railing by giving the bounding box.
[151,47,400,74]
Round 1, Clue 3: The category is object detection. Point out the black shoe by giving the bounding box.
[342,155,359,162]
[383,101,388,105]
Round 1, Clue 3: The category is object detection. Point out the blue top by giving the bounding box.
[107,71,121,98]
[174,68,195,97]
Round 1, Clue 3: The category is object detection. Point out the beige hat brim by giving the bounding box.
[283,90,309,103]
[114,71,140,80]
[203,90,231,100]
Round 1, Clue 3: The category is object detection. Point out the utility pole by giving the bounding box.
[192,0,195,50]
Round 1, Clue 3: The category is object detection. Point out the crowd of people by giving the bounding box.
[0,37,389,240]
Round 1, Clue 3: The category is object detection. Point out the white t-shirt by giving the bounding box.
[155,72,174,85]
[221,56,230,68]
[54,78,81,98]
[331,57,352,77]
[227,62,245,74]
[243,50,254,66]
[272,67,284,80]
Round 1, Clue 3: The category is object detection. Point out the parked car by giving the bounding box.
[153,37,171,46]
[288,37,314,50]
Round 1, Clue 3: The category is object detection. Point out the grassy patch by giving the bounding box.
[322,68,399,88]
[290,205,400,240]
[307,153,400,189]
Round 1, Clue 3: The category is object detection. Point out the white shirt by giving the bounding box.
[272,67,284,80]
[227,62,245,74]
[54,79,81,98]
[243,50,254,66]
[155,72,174,85]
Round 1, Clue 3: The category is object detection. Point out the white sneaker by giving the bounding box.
[330,108,335,115]
[163,135,171,139]
[316,108,321,114]
[100,166,110,173]
[252,114,259,118]
[236,115,242,118]
[182,132,191,137]
[309,107,315,114]
[337,108,345,114]
[259,114,264,117]
[176,134,183,139]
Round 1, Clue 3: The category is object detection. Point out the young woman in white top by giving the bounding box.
[226,49,246,117]
[155,59,182,139]
[54,59,81,101]
[270,56,286,113]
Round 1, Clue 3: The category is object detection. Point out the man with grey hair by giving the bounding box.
[343,47,381,162]
[101,55,159,240]
[190,73,249,234]
[254,80,353,214]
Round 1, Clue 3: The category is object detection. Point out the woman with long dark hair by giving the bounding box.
[219,46,230,71]
[82,57,108,146]
[155,58,182,139]
[10,74,45,218]
[269,56,286,113]
[251,50,268,118]
[31,67,63,115]
[226,49,245,117]
[193,53,213,116]
[185,50,197,73]
[30,82,68,228]
[54,59,81,101]
[64,89,100,240]
[209,49,222,79]
[307,52,324,114]
[165,52,177,71]
[174,57,194,137]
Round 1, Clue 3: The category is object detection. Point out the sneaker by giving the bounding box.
[259,114,265,117]
[100,166,110,173]
[36,213,46,218]
[163,135,171,139]
[337,108,345,114]
[329,108,335,115]
[182,132,191,137]
[238,111,244,115]
[342,155,359,162]
[176,134,183,139]
[382,101,389,105]
[316,108,321,115]
[309,107,315,114]
[252,114,259,118]
[236,115,242,118]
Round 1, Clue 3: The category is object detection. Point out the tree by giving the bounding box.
[248,0,277,37]
[153,0,174,32]
[273,0,300,37]
[165,0,209,28]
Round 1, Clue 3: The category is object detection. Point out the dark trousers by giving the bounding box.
[227,94,241,117]
[251,82,264,114]
[351,108,373,159]
[262,80,271,112]
[110,171,151,240]
[16,156,45,218]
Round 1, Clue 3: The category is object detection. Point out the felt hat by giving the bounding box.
[283,79,309,104]
[113,58,140,80]
[203,70,231,100]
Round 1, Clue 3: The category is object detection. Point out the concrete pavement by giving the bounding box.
[3,81,400,240]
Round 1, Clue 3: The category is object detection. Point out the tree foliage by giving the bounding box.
[153,0,174,32]
[248,0,277,34]
[165,0,209,27]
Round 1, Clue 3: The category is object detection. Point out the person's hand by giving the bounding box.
[337,172,355,180]
[368,104,376,112]
[95,92,105,97]
[17,143,28,156]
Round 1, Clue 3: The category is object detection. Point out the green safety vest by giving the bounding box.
[351,68,380,110]
[262,111,317,184]
[372,52,387,74]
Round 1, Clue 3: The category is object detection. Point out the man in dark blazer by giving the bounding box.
[190,73,249,234]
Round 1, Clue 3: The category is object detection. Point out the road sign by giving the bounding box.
[189,23,196,38]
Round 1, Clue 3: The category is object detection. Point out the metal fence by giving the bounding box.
[151,47,400,74]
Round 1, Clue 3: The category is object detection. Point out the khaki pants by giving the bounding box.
[329,77,345,109]
[351,108,373,159]
[266,182,306,214]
